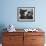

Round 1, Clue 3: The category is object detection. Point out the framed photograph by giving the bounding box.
[17,7,35,22]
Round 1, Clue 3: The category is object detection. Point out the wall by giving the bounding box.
[0,0,46,30]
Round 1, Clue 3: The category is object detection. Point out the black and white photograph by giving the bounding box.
[17,7,35,22]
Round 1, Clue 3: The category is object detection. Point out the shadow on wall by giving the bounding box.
[0,24,7,43]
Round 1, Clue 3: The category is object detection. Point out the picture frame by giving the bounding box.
[17,7,35,22]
